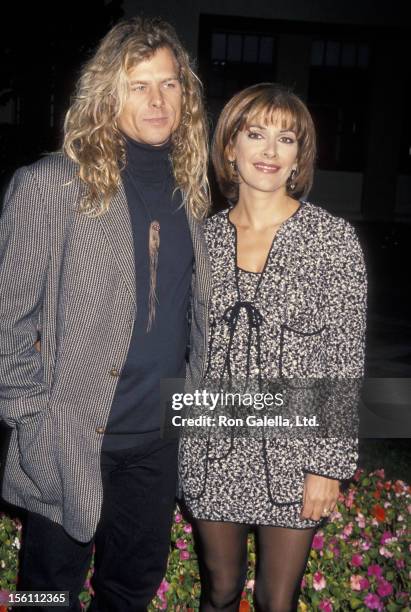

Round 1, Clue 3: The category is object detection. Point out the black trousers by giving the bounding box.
[17,437,178,611]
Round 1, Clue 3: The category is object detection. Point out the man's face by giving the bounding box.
[117,46,182,146]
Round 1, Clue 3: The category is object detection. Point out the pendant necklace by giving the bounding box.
[125,167,162,332]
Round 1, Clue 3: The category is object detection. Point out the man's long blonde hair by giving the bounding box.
[63,17,210,219]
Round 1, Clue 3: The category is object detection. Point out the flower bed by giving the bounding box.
[1,468,410,611]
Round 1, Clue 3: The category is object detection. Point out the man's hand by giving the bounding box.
[300,473,340,521]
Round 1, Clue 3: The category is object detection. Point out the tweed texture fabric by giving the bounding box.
[0,153,212,542]
[179,203,367,527]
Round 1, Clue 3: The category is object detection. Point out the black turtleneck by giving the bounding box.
[102,135,194,450]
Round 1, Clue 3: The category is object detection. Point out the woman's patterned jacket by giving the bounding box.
[183,202,367,505]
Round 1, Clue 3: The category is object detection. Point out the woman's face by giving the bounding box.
[229,116,298,198]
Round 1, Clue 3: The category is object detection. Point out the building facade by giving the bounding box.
[124,0,410,220]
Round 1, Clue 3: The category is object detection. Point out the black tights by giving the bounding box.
[195,520,316,612]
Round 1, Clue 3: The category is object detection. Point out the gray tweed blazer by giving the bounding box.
[0,153,212,542]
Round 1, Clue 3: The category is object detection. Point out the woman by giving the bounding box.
[179,83,367,611]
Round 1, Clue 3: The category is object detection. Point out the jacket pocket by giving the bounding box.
[178,435,209,500]
[279,323,326,381]
[17,412,61,502]
[264,438,306,504]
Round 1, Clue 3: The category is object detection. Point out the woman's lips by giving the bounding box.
[253,162,281,173]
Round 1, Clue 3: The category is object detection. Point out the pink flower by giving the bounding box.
[373,469,385,479]
[350,575,362,591]
[318,599,333,612]
[360,578,370,590]
[174,512,183,523]
[345,489,355,508]
[179,550,190,561]
[183,523,192,533]
[367,564,383,577]
[353,468,363,481]
[377,578,393,597]
[396,559,405,569]
[351,553,363,567]
[176,538,187,549]
[379,546,393,558]
[355,513,366,528]
[157,580,170,595]
[246,579,255,591]
[313,571,326,591]
[361,540,371,551]
[300,576,307,589]
[342,522,353,537]
[312,534,324,550]
[364,593,383,610]
[329,544,340,558]
[380,531,393,545]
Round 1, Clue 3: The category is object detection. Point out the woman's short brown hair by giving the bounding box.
[211,83,316,203]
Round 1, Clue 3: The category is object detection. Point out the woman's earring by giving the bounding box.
[229,159,237,172]
[289,168,297,191]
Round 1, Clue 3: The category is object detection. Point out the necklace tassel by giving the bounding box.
[147,220,160,332]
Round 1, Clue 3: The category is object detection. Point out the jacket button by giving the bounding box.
[96,426,105,434]
[109,367,120,377]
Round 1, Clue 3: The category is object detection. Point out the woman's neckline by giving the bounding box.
[226,201,305,275]
[237,265,262,276]
[227,199,304,230]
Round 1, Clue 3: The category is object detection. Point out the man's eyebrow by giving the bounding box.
[129,76,179,84]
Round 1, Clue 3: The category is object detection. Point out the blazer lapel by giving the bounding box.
[97,180,136,304]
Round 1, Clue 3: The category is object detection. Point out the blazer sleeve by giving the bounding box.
[0,166,51,427]
[303,221,367,480]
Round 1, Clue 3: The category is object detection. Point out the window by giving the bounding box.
[308,39,371,171]
[311,40,370,69]
[198,15,277,123]
[211,31,274,66]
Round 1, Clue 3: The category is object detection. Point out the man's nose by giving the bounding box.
[149,85,165,107]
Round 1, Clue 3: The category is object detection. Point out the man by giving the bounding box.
[0,17,211,611]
